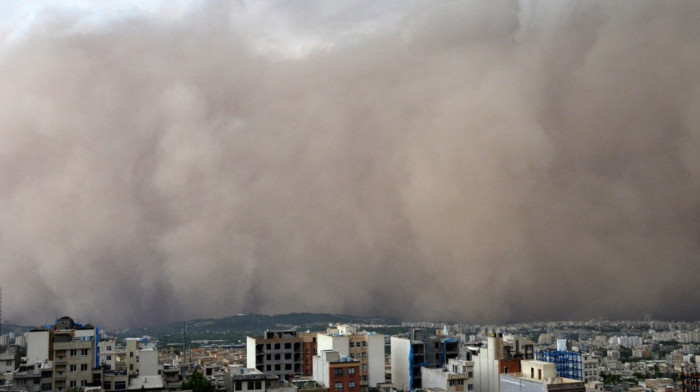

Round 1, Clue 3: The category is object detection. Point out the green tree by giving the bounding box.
[181,371,215,392]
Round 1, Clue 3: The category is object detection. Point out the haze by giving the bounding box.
[1,1,699,328]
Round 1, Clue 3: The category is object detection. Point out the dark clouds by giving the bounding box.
[1,1,699,328]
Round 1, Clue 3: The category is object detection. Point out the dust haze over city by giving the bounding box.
[0,0,699,329]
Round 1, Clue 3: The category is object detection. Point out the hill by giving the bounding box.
[116,313,403,346]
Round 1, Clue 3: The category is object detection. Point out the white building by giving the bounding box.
[500,361,584,392]
[317,326,385,387]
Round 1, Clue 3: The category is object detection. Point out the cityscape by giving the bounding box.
[2,313,700,392]
[2,1,700,392]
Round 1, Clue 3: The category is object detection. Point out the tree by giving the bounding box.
[181,371,215,392]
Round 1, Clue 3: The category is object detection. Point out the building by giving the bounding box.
[0,347,20,374]
[391,328,460,390]
[317,325,385,388]
[535,351,582,380]
[301,333,318,377]
[247,330,304,381]
[581,355,598,384]
[225,365,298,392]
[473,334,535,392]
[312,350,360,392]
[47,316,100,391]
[422,361,473,392]
[8,361,53,392]
[499,361,585,392]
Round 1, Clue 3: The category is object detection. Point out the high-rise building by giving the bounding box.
[391,328,460,390]
[473,334,535,392]
[247,330,304,381]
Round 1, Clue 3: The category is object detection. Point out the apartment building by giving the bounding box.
[499,360,585,392]
[473,333,535,392]
[391,328,460,390]
[317,325,385,388]
[247,330,304,381]
[312,350,361,392]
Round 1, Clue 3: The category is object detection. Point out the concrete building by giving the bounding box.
[312,350,360,392]
[26,328,50,365]
[48,316,100,391]
[247,330,304,381]
[301,333,318,377]
[499,361,585,392]
[0,348,20,374]
[8,361,53,392]
[473,334,535,392]
[423,358,474,392]
[422,367,471,392]
[391,329,460,390]
[124,337,159,377]
[581,355,598,384]
[317,325,385,388]
[98,338,118,370]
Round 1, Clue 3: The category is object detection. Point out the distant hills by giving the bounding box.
[115,313,404,345]
[1,314,404,346]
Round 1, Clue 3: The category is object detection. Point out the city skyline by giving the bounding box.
[1,1,699,329]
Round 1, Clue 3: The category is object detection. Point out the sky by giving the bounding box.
[1,0,700,329]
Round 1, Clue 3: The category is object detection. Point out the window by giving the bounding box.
[70,381,77,388]
[334,368,344,376]
[106,346,112,351]
[348,368,356,375]
[235,381,242,390]
[285,343,292,349]
[81,364,88,371]
[285,353,292,360]
[42,384,52,391]
[334,382,343,390]
[285,364,292,370]
[449,380,455,386]
[70,365,77,372]
[115,381,126,390]
[468,385,474,391]
[266,344,271,350]
[255,381,262,389]
[458,379,464,385]
[275,364,281,371]
[248,381,255,390]
[103,381,112,390]
[468,372,473,378]
[349,381,356,388]
[106,355,112,360]
[130,352,134,358]
[81,349,89,356]
[350,342,355,347]
[70,349,77,356]
[274,343,280,350]
[81,380,87,387]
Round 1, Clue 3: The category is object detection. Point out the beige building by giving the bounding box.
[500,361,584,392]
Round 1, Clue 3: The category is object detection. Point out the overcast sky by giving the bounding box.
[1,1,699,329]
